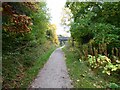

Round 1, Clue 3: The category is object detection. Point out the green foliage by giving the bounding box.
[30,3,49,44]
[70,11,94,44]
[107,83,120,88]
[92,23,120,47]
[103,62,120,75]
[65,2,120,76]
[2,2,58,88]
[87,54,120,75]
[65,2,120,47]
[63,45,119,88]
[88,54,111,68]
[19,45,56,88]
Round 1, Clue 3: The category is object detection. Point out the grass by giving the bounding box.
[62,46,119,88]
[2,43,56,89]
[20,46,55,88]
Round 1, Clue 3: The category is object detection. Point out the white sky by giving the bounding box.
[46,0,71,37]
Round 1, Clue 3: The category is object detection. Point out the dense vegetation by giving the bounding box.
[63,2,120,88]
[2,1,120,89]
[2,2,59,88]
[63,43,120,88]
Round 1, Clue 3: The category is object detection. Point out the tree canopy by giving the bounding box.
[2,2,59,88]
[64,2,120,75]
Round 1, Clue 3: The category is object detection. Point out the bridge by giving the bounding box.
[58,37,69,46]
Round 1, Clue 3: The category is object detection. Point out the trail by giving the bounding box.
[29,48,73,88]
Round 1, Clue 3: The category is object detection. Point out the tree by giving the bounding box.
[47,24,59,45]
[2,2,58,88]
[64,1,120,75]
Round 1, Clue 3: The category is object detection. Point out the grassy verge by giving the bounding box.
[62,46,119,88]
[3,42,56,89]
[20,46,55,88]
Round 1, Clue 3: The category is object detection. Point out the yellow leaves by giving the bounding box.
[105,56,111,62]
[3,25,31,33]
[12,14,32,26]
[47,24,59,45]
[0,7,3,12]
[23,2,38,12]
[48,24,57,31]
[3,14,33,33]
[2,2,34,33]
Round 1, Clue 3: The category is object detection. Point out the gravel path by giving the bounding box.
[29,48,73,88]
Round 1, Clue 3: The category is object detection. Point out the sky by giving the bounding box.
[46,0,71,37]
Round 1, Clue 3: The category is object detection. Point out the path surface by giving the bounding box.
[30,48,73,88]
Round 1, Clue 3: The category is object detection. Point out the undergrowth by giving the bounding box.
[2,41,56,88]
[62,45,120,88]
